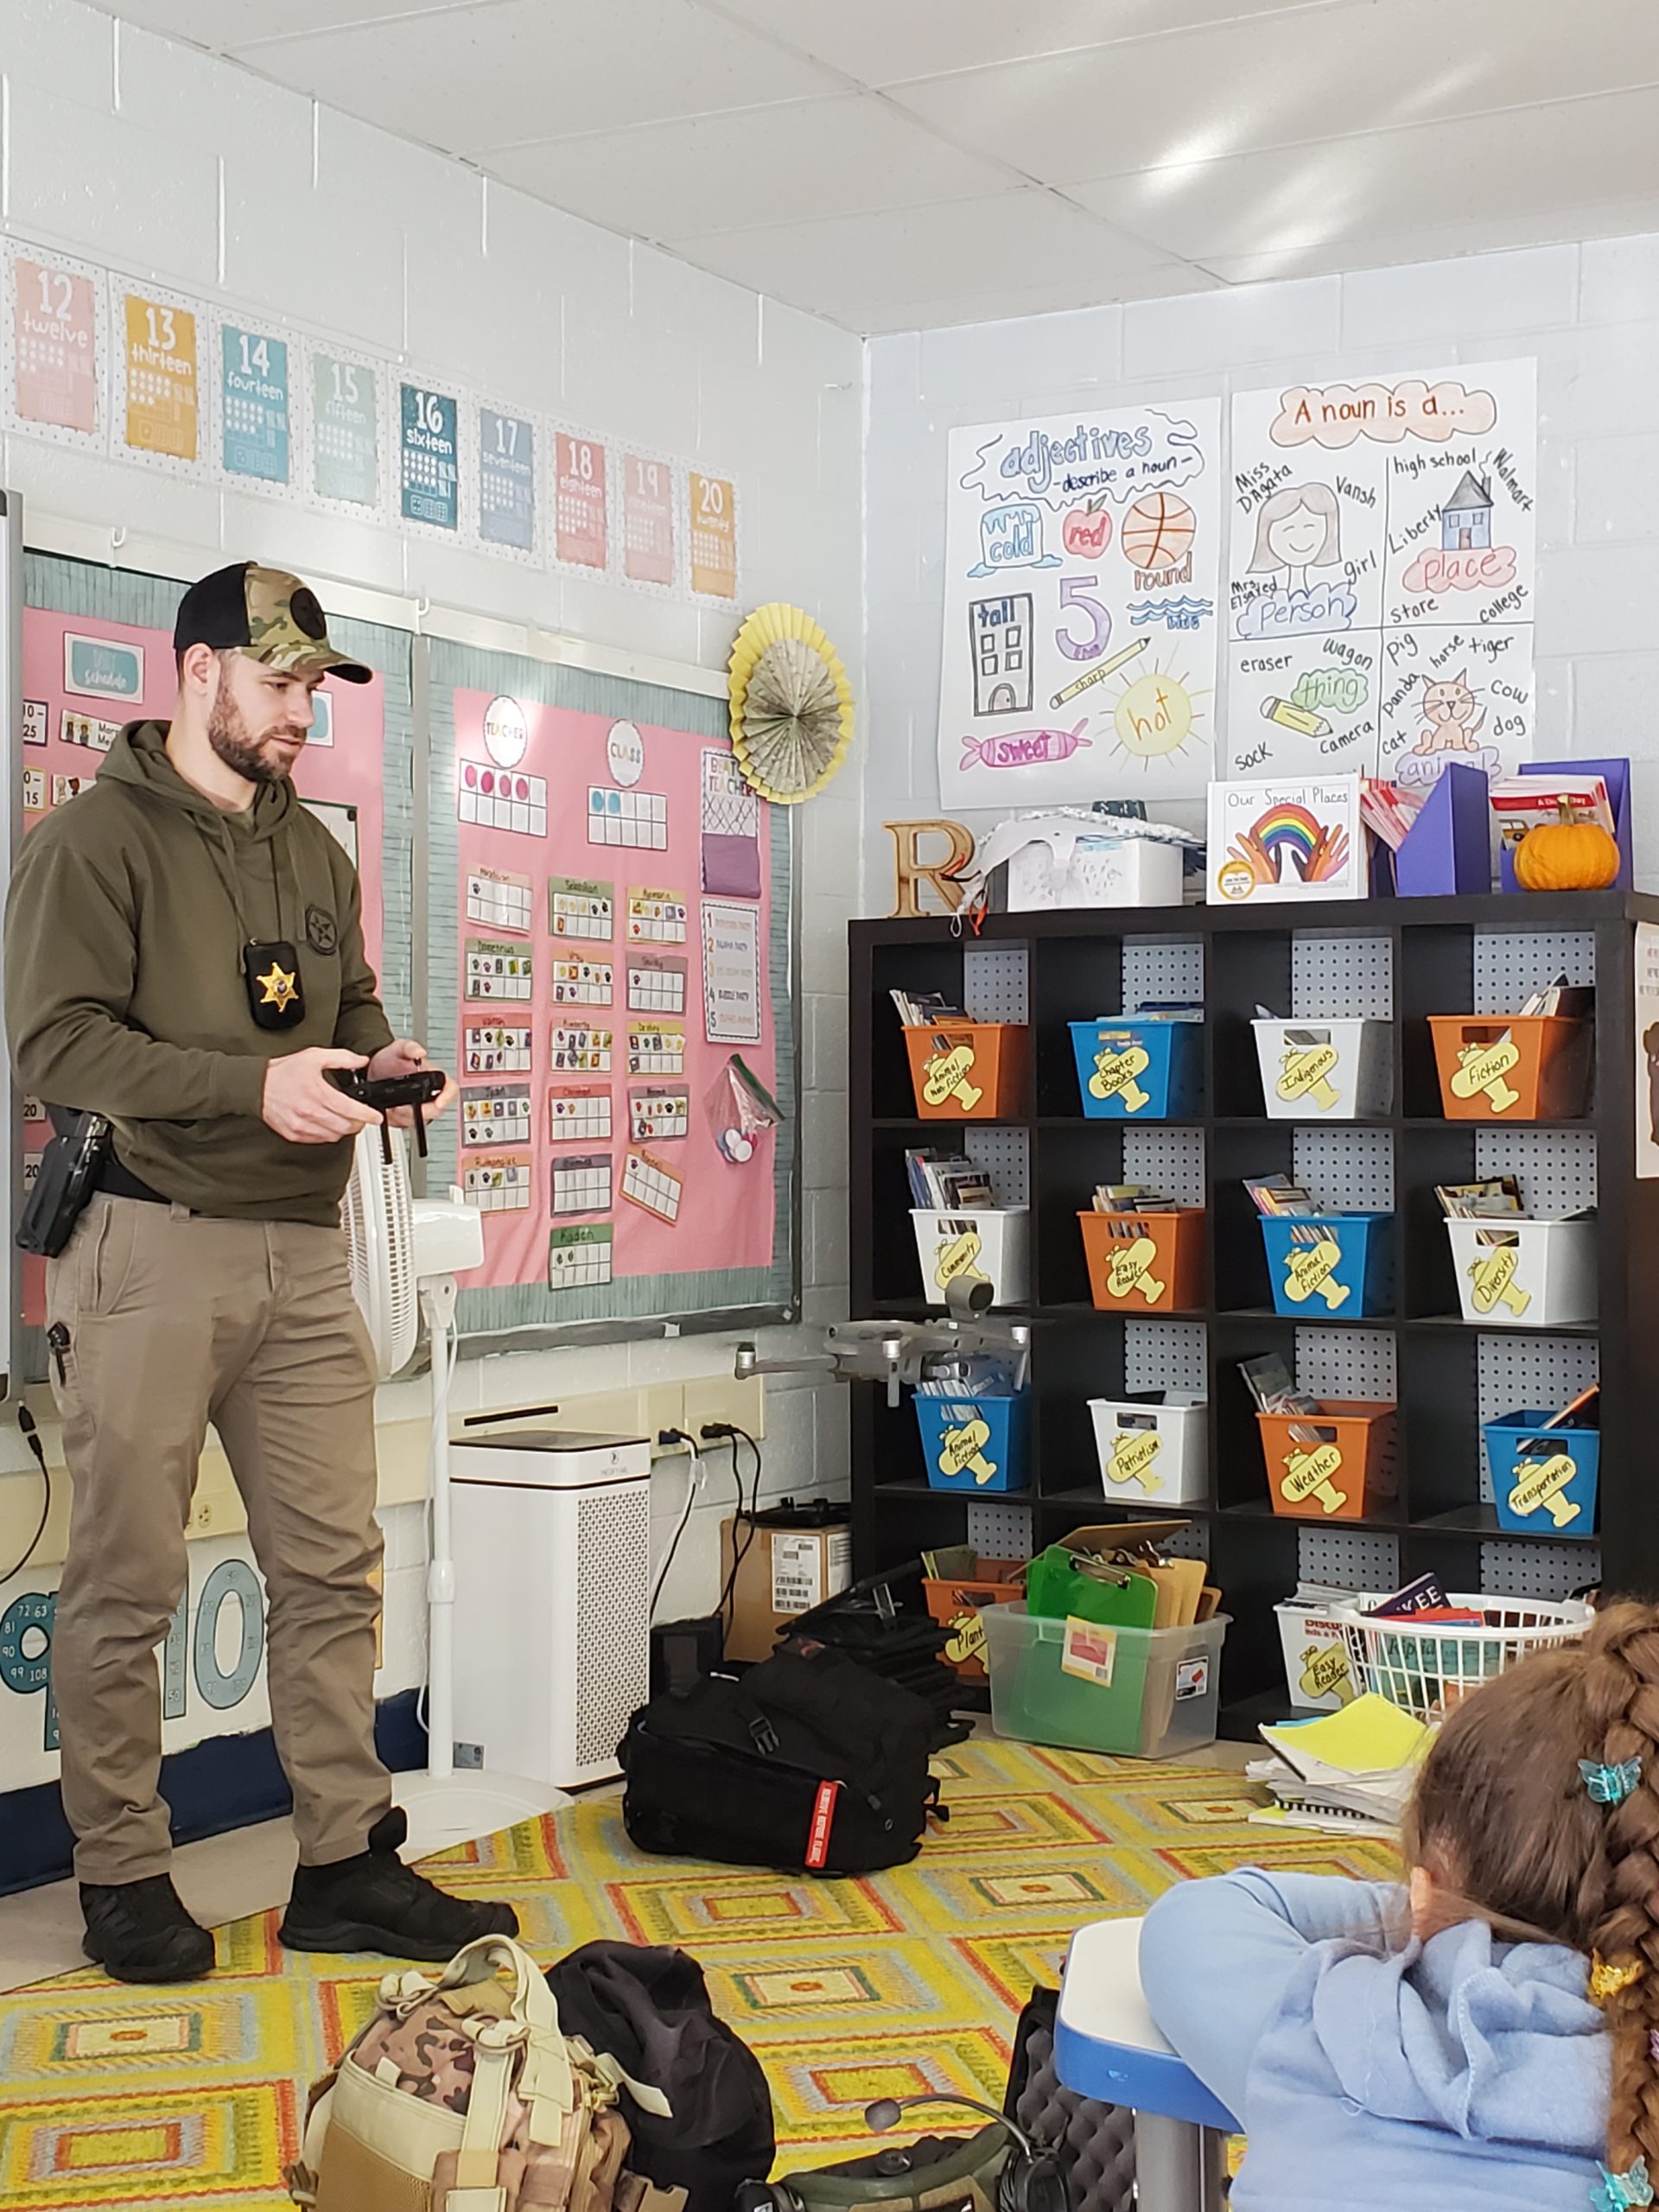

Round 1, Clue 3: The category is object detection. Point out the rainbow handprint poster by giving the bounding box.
[1205,777,1363,906]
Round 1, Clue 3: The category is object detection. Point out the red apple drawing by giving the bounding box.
[1064,505,1112,557]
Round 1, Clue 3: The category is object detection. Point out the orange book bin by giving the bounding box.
[1079,1208,1205,1314]
[905,1021,1029,1121]
[1257,1401,1397,1522]
[922,1560,1026,1678]
[1427,1014,1592,1121]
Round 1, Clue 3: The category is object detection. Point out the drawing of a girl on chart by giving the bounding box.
[1248,482,1344,596]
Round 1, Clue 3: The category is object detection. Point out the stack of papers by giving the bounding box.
[1249,1694,1432,1839]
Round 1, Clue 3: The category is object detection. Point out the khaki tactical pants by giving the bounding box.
[47,1196,392,1885]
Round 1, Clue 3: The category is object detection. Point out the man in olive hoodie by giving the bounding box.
[4,563,516,1982]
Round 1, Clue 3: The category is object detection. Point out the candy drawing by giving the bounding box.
[960,719,1091,772]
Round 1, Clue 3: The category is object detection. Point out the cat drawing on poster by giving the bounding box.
[1226,361,1536,785]
[938,400,1223,806]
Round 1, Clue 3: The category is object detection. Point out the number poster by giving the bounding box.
[1226,360,1536,785]
[938,399,1224,806]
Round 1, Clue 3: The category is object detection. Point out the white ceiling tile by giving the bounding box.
[1071,87,1659,263]
[493,97,1011,238]
[703,0,1338,86]
[79,0,461,46]
[892,0,1659,186]
[233,0,839,150]
[669,190,1181,327]
[1204,207,1659,289]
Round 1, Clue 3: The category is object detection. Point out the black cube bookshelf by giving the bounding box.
[848,890,1659,1738]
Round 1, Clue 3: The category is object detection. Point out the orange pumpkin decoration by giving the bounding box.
[1514,800,1620,893]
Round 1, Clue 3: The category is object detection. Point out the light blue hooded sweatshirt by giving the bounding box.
[1141,1870,1610,2209]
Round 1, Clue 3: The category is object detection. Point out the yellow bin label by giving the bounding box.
[1468,1244,1531,1317]
[938,1414,998,1487]
[1090,1041,1152,1113]
[1507,1451,1582,1528]
[1281,1236,1350,1311]
[923,1042,982,1110]
[1103,1234,1166,1306]
[1281,1441,1350,1516]
[1300,1642,1356,1704]
[1103,1429,1163,1492]
[1450,1037,1522,1113]
[1278,1041,1341,1110]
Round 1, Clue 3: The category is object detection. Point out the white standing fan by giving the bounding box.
[343,1122,570,1858]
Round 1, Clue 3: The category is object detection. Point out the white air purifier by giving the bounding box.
[343,1123,572,1857]
[448,1430,653,1790]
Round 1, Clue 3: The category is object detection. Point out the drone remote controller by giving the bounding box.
[327,1066,446,1160]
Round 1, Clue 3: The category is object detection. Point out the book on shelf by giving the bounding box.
[905,1147,995,1211]
[889,987,968,1028]
[1491,775,1615,848]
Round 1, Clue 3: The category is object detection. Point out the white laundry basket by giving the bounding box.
[1333,1591,1592,1723]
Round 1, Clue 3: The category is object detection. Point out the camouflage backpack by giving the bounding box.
[287,1935,687,2212]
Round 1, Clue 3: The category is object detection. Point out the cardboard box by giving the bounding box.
[720,1513,853,1662]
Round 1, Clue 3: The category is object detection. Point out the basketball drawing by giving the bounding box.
[1121,493,1197,571]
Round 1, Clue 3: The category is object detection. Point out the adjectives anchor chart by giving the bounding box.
[938,399,1223,807]
[1225,361,1536,784]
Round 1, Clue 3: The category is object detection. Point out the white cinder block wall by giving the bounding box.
[864,235,1659,887]
[0,0,863,1686]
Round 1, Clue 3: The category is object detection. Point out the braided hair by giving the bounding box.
[1404,1603,1659,2182]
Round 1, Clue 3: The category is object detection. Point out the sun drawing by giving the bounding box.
[1109,655,1211,768]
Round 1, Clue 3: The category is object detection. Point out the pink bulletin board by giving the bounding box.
[427,641,796,1338]
[14,554,411,1348]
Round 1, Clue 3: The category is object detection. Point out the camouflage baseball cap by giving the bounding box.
[174,561,372,683]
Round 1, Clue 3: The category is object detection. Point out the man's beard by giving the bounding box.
[207,690,303,785]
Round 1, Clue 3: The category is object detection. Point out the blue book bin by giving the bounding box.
[1069,1020,1201,1120]
[1484,1411,1600,1535]
[914,1392,1031,1494]
[1261,1212,1394,1319]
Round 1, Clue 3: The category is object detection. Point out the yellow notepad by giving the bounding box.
[1262,1692,1430,1776]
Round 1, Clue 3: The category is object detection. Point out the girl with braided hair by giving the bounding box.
[1140,1601,1659,2210]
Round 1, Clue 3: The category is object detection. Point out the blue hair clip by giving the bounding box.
[1581,1758,1643,1806]
[1594,2158,1656,2209]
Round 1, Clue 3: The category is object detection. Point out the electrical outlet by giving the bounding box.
[683,1373,766,1444]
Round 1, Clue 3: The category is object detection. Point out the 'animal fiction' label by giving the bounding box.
[921,1039,982,1110]
[936,1414,998,1486]
[1281,1235,1350,1310]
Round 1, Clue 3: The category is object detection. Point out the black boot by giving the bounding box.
[81,1875,216,1983]
[277,1808,519,1961]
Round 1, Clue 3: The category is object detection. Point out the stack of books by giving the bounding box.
[905,1149,995,1211]
[889,988,968,1027]
[1088,1183,1180,1214]
[1249,1693,1432,1839]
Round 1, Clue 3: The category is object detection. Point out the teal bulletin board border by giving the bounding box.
[424,635,798,1339]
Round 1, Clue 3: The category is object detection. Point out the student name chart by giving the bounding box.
[448,687,776,1299]
[938,398,1224,807]
[1225,360,1537,785]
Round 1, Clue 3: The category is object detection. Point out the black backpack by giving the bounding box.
[545,1942,774,2212]
[618,1638,944,1875]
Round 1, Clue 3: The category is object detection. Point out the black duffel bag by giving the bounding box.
[618,1637,943,1874]
[546,1941,774,2212]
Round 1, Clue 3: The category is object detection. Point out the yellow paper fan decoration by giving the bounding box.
[728,602,855,804]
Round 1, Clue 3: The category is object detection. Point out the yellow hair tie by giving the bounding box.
[1591,1953,1645,2002]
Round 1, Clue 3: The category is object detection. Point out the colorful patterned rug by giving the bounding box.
[0,1740,1398,2208]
